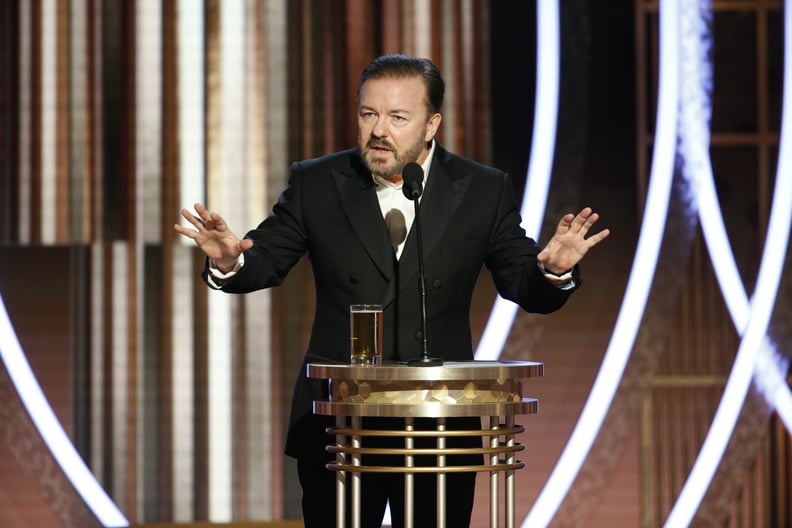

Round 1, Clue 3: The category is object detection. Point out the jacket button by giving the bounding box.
[432,279,442,288]
[414,330,423,340]
[349,275,359,284]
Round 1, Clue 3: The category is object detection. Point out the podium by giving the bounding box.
[307,360,543,528]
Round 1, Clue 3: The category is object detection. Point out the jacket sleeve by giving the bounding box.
[484,172,580,314]
[201,162,309,293]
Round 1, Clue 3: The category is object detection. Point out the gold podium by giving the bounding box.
[307,360,543,528]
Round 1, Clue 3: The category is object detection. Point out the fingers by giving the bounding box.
[554,207,610,248]
[173,203,223,245]
[585,227,611,248]
[571,207,610,249]
[177,204,227,231]
[566,207,591,231]
[561,207,605,236]
[179,208,203,231]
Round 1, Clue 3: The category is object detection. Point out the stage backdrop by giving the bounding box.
[0,1,790,527]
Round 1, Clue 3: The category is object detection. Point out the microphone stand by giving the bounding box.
[406,182,442,367]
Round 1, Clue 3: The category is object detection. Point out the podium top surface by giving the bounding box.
[306,360,543,381]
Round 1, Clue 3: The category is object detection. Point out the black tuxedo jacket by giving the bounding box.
[204,144,580,459]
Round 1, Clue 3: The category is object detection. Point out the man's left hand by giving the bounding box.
[537,207,610,274]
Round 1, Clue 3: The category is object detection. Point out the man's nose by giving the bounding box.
[372,117,388,138]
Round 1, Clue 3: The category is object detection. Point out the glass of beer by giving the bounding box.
[350,304,383,365]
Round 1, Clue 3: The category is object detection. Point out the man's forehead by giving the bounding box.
[359,76,428,109]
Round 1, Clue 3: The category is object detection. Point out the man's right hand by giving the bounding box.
[173,203,253,273]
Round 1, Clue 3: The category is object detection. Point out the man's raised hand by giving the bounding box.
[537,207,610,274]
[173,203,253,273]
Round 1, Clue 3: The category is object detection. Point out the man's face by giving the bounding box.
[358,76,441,182]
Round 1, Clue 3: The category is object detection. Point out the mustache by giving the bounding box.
[366,139,395,150]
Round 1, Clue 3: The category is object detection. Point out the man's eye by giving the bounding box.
[392,115,407,123]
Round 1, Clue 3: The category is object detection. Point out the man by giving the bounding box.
[175,54,609,527]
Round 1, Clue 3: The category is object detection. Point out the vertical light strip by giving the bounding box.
[90,0,108,489]
[40,0,57,243]
[440,0,457,153]
[523,1,680,525]
[413,0,432,58]
[460,0,474,156]
[177,0,205,225]
[219,0,246,232]
[18,0,32,242]
[90,243,106,484]
[206,1,245,520]
[242,1,273,518]
[171,245,195,522]
[207,290,233,521]
[475,0,559,361]
[112,241,129,513]
[174,2,204,520]
[136,0,162,244]
[0,294,129,527]
[262,1,288,518]
[135,0,161,518]
[664,0,792,524]
[244,290,271,518]
[69,0,89,240]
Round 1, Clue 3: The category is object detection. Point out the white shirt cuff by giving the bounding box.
[206,253,245,289]
[537,261,576,290]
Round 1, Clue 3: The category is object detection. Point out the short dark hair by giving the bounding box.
[357,54,445,115]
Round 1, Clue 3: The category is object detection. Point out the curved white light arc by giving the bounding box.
[475,0,559,361]
[522,1,681,526]
[663,1,792,525]
[0,294,129,527]
[677,0,792,429]
[664,120,792,526]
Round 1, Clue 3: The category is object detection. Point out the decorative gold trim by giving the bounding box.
[308,360,543,382]
[326,445,525,457]
[326,425,525,437]
[314,399,538,418]
[325,462,525,474]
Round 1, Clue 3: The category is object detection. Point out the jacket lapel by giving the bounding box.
[331,153,395,281]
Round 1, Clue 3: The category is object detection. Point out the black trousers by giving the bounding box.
[296,416,480,528]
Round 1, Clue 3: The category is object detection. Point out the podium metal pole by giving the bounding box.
[506,414,516,528]
[351,415,362,528]
[437,417,446,528]
[404,417,414,528]
[489,416,499,528]
[336,415,346,528]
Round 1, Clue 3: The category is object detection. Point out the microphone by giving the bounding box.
[402,162,442,366]
[402,162,424,200]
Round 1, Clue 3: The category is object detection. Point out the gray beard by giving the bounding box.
[362,139,426,179]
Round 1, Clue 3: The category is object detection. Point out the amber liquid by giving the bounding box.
[350,308,383,365]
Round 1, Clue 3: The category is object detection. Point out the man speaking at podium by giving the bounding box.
[175,54,609,527]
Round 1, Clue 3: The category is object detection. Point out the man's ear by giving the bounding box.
[425,112,442,142]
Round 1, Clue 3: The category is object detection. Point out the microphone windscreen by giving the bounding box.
[402,162,424,199]
[384,208,407,252]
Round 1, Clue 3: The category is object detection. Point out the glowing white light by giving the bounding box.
[522,1,681,526]
[665,144,792,526]
[0,294,129,527]
[664,0,792,524]
[475,0,559,360]
[177,0,206,238]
